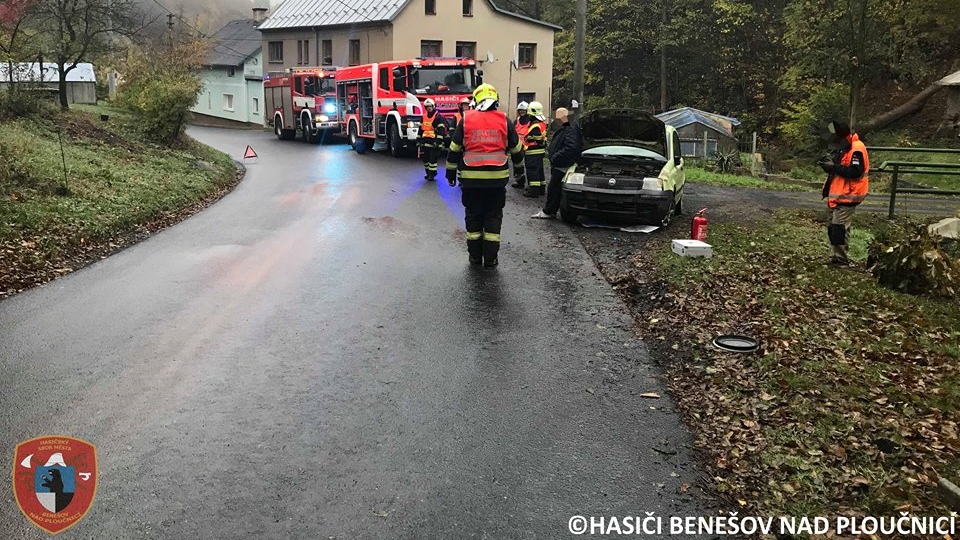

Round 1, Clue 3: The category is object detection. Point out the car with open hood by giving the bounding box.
[560,109,685,226]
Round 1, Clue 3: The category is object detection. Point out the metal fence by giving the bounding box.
[869,146,960,218]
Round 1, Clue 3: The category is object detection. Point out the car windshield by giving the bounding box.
[583,145,666,161]
[412,67,475,95]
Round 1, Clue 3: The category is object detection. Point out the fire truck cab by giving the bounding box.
[264,67,340,143]
[335,58,479,156]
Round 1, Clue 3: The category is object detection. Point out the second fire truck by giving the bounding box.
[264,66,339,143]
[334,57,479,157]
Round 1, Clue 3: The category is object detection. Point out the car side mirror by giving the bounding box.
[674,155,682,167]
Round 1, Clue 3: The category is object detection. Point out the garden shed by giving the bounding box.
[937,69,960,130]
[656,107,741,158]
[0,62,97,104]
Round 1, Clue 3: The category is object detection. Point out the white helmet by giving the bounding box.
[527,101,545,121]
[424,98,436,108]
[517,101,529,112]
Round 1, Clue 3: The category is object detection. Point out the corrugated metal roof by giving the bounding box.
[258,0,561,31]
[257,0,409,30]
[208,19,262,66]
[937,70,960,86]
[656,107,740,138]
[0,62,96,83]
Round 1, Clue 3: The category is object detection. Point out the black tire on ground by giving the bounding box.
[661,195,676,227]
[275,115,295,140]
[388,121,403,158]
[350,124,366,154]
[301,115,313,143]
[559,195,579,224]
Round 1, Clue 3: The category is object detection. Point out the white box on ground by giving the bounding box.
[672,239,713,258]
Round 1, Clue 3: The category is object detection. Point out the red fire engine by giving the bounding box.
[334,57,479,156]
[264,66,340,143]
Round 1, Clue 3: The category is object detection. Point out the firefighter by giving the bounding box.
[453,97,470,128]
[512,101,531,188]
[419,98,447,181]
[819,120,869,265]
[522,101,548,197]
[446,83,525,267]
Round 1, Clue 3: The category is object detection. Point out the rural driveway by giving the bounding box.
[0,127,708,539]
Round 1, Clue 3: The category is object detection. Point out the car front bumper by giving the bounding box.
[562,185,674,223]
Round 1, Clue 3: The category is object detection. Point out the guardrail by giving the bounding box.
[867,147,960,218]
[875,161,960,218]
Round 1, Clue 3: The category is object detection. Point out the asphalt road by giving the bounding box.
[0,127,707,539]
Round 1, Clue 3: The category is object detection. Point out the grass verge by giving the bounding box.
[0,104,239,297]
[686,167,810,192]
[636,210,959,519]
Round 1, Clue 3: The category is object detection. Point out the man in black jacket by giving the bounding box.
[532,107,582,218]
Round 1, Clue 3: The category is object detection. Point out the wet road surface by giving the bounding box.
[1,127,707,538]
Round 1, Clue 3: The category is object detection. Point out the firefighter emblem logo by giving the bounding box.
[13,435,97,534]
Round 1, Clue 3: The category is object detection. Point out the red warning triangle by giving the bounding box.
[243,145,258,159]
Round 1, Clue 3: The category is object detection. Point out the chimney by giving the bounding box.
[253,7,268,23]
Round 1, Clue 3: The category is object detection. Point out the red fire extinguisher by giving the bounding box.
[691,208,708,241]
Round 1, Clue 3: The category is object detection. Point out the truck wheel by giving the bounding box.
[559,195,579,224]
[388,121,403,158]
[350,124,366,154]
[301,115,313,143]
[275,115,295,140]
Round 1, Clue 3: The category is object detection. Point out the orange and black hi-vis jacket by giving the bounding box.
[822,133,869,208]
[420,109,447,142]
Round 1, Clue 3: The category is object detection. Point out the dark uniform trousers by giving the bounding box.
[421,138,441,179]
[462,188,506,261]
[543,167,567,215]
[524,154,545,196]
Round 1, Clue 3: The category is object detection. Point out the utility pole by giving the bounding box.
[167,13,175,50]
[660,0,667,112]
[573,0,586,113]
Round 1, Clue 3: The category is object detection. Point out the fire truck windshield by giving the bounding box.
[412,67,475,95]
[304,76,335,96]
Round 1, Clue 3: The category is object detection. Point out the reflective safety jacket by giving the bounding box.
[515,115,531,141]
[524,120,547,155]
[824,134,869,208]
[421,109,446,140]
[446,109,525,189]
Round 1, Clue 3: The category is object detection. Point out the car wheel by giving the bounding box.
[660,201,674,227]
[559,196,579,224]
[388,121,403,158]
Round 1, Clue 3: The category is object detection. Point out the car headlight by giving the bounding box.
[323,103,336,114]
[565,172,585,185]
[315,114,329,123]
[642,177,664,190]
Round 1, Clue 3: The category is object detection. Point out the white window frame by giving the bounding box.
[252,97,260,115]
[222,94,234,112]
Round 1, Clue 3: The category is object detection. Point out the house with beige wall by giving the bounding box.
[257,0,559,113]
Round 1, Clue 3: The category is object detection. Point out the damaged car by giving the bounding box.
[559,109,685,226]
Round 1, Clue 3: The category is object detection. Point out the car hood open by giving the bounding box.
[579,109,668,158]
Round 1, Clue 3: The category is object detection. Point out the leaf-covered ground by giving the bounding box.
[0,105,240,298]
[580,208,960,530]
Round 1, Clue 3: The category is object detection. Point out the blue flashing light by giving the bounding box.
[324,102,337,114]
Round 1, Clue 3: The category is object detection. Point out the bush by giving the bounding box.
[867,226,960,298]
[115,40,205,144]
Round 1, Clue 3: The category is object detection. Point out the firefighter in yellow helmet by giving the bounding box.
[419,98,447,181]
[446,83,525,267]
[522,101,548,197]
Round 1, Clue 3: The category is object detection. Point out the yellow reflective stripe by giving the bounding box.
[449,142,463,152]
[483,232,501,242]
[528,181,542,186]
[463,153,508,167]
[526,149,546,155]
[445,162,458,170]
[466,232,483,240]
[509,141,523,154]
[459,170,511,179]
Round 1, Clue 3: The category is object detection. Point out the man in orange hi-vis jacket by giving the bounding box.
[819,120,869,266]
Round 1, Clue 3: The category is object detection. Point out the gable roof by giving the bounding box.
[258,0,560,31]
[208,19,262,67]
[0,62,96,83]
[656,107,741,138]
[937,70,960,86]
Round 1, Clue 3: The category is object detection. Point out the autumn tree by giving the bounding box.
[27,0,144,110]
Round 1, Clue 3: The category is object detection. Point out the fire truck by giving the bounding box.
[264,66,340,143]
[334,57,480,157]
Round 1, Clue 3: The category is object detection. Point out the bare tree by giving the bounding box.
[0,0,37,89]
[28,0,145,110]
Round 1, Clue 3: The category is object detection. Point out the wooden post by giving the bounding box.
[703,131,708,161]
[751,131,758,176]
[888,163,899,219]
